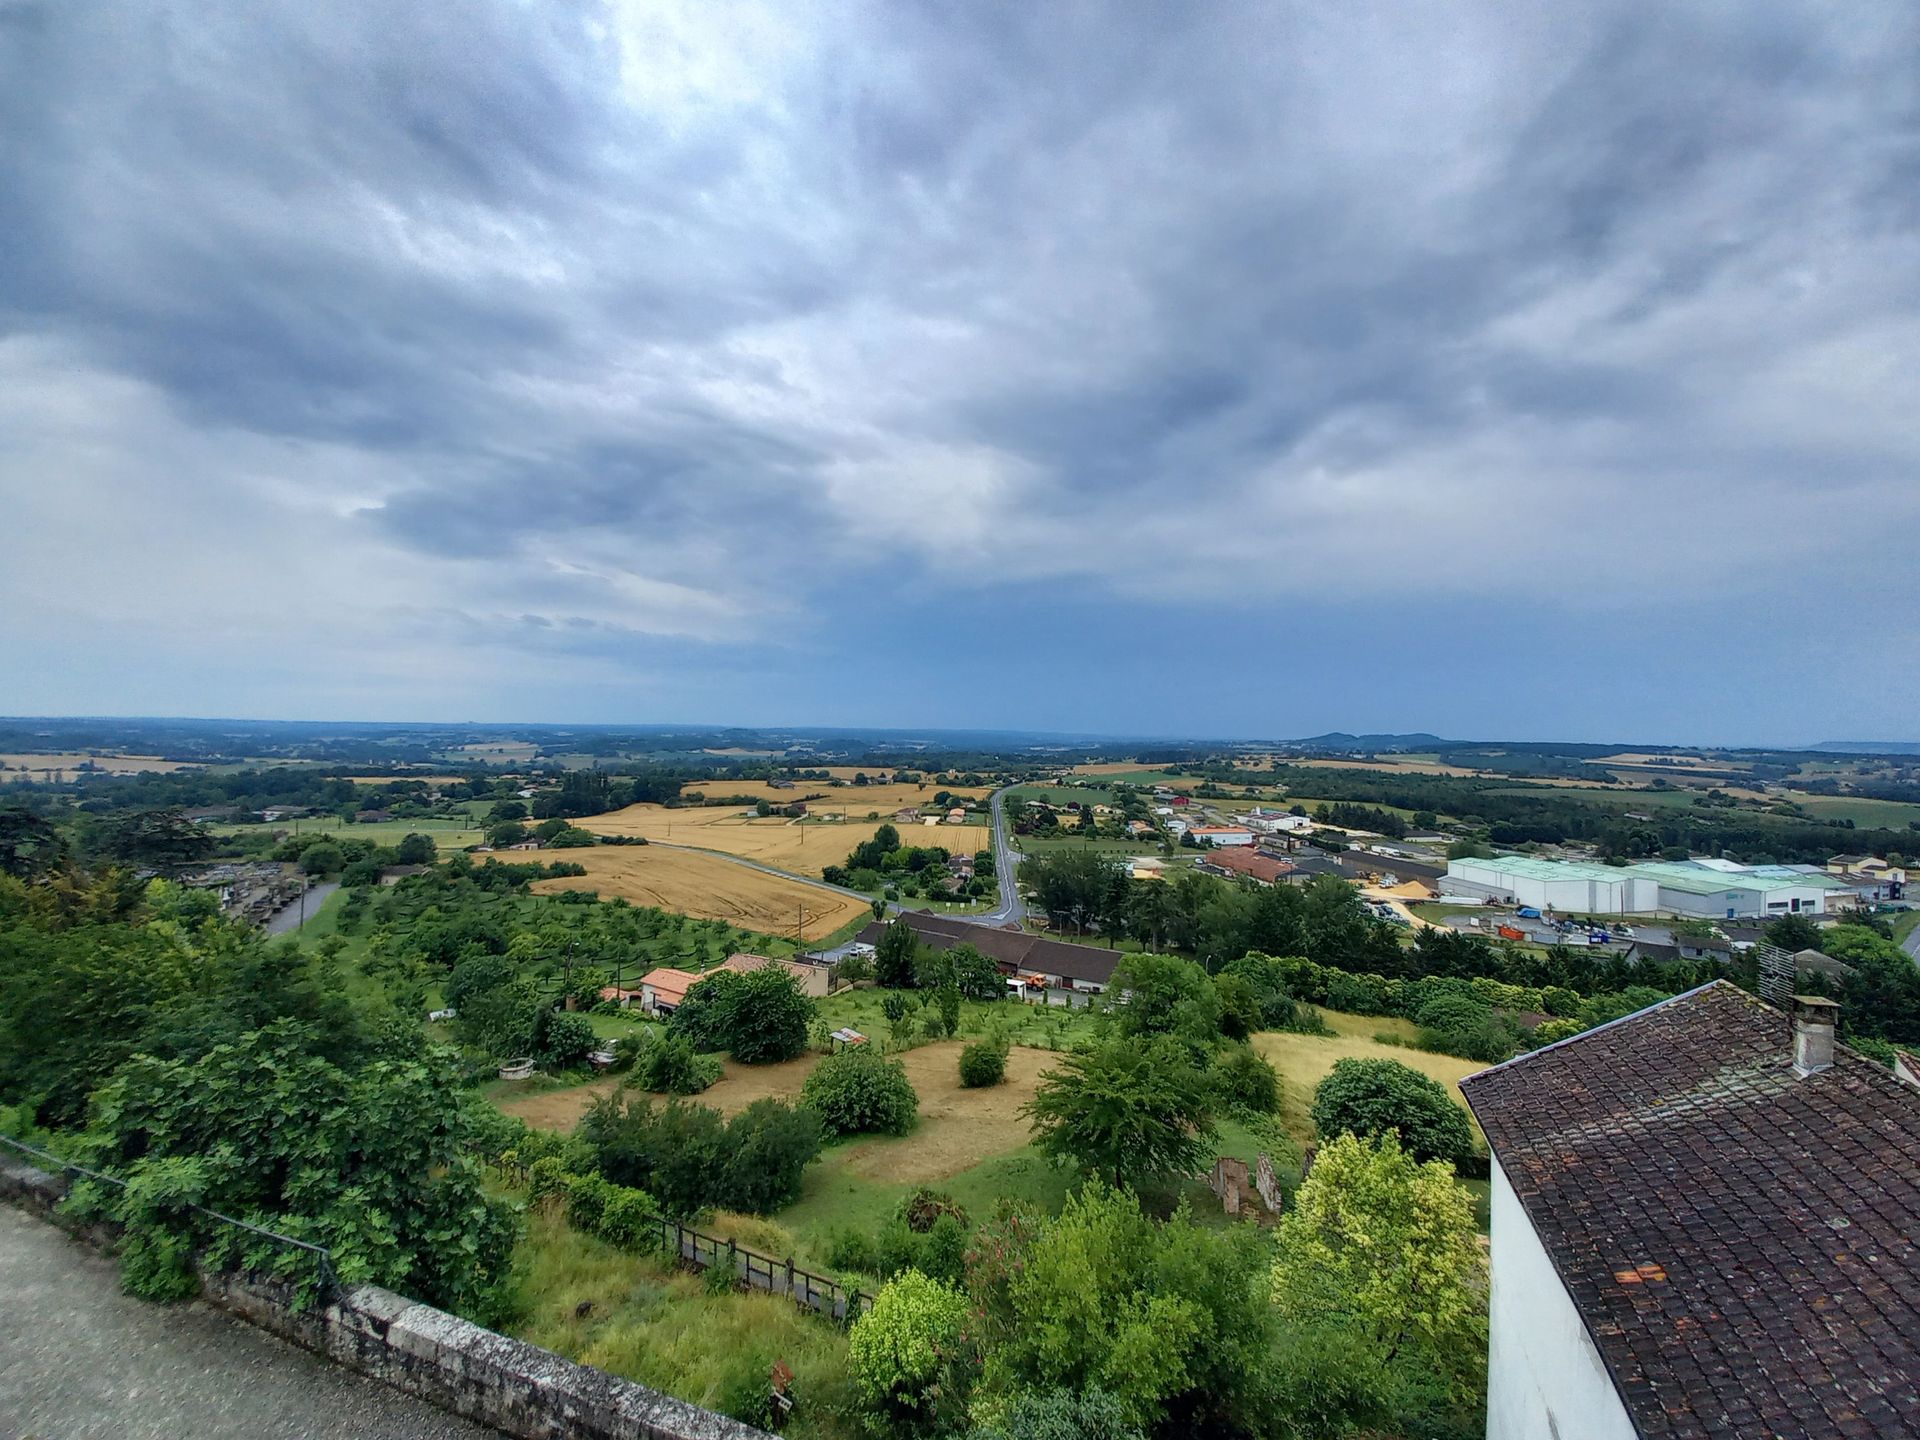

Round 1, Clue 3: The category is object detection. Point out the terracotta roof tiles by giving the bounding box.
[1461,981,1920,1438]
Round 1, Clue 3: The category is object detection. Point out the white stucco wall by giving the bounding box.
[1486,1159,1638,1440]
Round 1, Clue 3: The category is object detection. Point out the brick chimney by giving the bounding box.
[1792,995,1840,1078]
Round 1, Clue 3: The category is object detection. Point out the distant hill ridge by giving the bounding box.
[1293,732,1449,751]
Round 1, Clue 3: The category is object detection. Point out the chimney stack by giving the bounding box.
[1792,995,1839,1078]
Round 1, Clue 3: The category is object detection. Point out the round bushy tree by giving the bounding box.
[726,966,815,1064]
[958,1038,1008,1089]
[1309,1057,1474,1165]
[801,1047,918,1136]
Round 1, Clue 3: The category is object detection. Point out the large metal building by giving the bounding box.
[1440,855,1852,918]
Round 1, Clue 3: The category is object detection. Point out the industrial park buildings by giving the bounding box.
[1439,854,1856,919]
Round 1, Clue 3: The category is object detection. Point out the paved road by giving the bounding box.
[0,1206,498,1440]
[1904,920,1920,964]
[263,881,339,936]
[979,785,1026,926]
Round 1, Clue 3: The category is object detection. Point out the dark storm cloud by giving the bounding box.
[1,0,1916,735]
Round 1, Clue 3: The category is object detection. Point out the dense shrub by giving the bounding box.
[534,1008,597,1070]
[632,1032,721,1094]
[720,1098,824,1213]
[965,1388,1144,1440]
[1310,1058,1475,1165]
[848,1270,975,1435]
[1211,1042,1281,1116]
[579,1093,820,1217]
[958,1037,1009,1089]
[801,1047,919,1136]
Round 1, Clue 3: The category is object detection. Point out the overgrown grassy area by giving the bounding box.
[507,1206,858,1439]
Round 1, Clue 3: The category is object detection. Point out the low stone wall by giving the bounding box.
[0,1153,768,1440]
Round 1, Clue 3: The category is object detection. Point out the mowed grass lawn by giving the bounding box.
[589,802,990,880]
[528,845,869,942]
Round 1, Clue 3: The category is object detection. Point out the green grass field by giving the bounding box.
[1789,795,1920,828]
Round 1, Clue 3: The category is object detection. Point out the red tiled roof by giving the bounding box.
[1462,982,1920,1438]
[1205,847,1295,884]
[638,967,702,1005]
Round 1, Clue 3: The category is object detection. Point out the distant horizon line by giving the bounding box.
[1,713,1912,756]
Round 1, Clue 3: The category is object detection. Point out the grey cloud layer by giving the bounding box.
[2,0,1917,700]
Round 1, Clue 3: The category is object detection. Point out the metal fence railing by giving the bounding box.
[0,1131,341,1302]
[656,1213,871,1324]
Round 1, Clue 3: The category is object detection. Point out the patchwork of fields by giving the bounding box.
[528,845,869,941]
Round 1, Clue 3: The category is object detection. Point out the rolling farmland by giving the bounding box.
[590,794,991,879]
[527,845,869,940]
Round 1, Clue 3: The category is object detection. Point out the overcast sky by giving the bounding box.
[2,1,1915,745]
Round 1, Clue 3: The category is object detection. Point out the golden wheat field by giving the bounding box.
[589,800,990,879]
[528,845,870,940]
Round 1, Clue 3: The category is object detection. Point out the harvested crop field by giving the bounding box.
[0,752,194,774]
[498,1041,1061,1184]
[529,846,868,940]
[589,802,990,879]
[683,779,988,817]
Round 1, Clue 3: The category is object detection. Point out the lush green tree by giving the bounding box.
[948,943,1004,1001]
[1270,1131,1485,1413]
[1024,1037,1216,1189]
[485,820,529,848]
[1827,925,1920,1043]
[1310,1057,1475,1165]
[97,807,214,876]
[74,1022,518,1314]
[533,1007,596,1069]
[849,1270,975,1436]
[972,1185,1273,1434]
[1104,953,1219,1054]
[578,1092,817,1217]
[1764,912,1823,952]
[393,832,437,865]
[875,918,921,988]
[725,966,815,1064]
[1018,850,1125,934]
[801,1047,919,1136]
[718,1097,823,1213]
[0,806,61,878]
[669,968,745,1050]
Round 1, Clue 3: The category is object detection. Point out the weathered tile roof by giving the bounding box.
[854,912,1120,985]
[1461,981,1920,1438]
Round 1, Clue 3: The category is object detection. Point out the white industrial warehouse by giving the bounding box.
[1440,855,1854,919]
